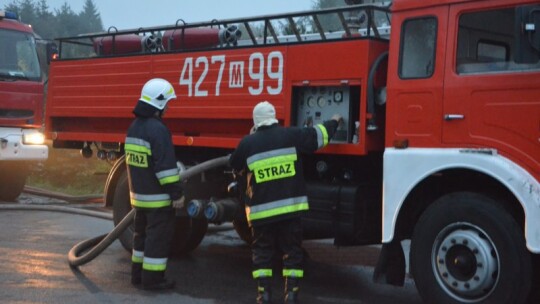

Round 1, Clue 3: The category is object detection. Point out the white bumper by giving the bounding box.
[0,128,48,161]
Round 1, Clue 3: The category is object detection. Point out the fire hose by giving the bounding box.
[66,155,230,267]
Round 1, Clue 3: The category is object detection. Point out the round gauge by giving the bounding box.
[334,91,343,103]
[317,96,327,108]
[307,96,316,108]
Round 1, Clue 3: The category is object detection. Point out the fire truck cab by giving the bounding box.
[0,10,52,201]
[45,0,540,303]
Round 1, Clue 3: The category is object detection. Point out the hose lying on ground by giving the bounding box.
[0,204,111,220]
[68,155,230,267]
[23,185,103,203]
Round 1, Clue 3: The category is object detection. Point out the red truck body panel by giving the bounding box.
[46,39,388,155]
[45,1,539,181]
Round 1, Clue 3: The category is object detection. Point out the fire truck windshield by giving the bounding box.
[0,29,41,81]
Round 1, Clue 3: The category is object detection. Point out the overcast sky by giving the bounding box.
[41,0,316,30]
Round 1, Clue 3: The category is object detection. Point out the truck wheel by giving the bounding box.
[233,219,252,244]
[528,254,540,302]
[171,217,208,255]
[0,163,29,201]
[410,192,531,304]
[112,169,208,255]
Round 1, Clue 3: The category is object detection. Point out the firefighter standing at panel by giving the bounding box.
[229,101,342,304]
[125,78,183,290]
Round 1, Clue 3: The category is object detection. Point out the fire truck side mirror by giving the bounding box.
[46,42,58,64]
[514,5,540,63]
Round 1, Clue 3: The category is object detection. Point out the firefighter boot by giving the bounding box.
[131,263,142,286]
[256,278,272,304]
[284,277,300,303]
[142,270,175,291]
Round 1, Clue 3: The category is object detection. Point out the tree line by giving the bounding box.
[3,0,389,39]
[3,0,103,40]
[3,0,350,40]
[4,0,389,49]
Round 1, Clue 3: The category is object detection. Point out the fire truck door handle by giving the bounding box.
[444,114,465,121]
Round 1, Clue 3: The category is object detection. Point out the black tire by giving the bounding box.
[528,254,540,303]
[233,219,252,244]
[111,169,208,255]
[170,217,208,255]
[410,192,531,304]
[0,163,29,201]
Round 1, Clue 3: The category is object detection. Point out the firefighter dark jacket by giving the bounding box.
[229,120,339,226]
[124,101,182,208]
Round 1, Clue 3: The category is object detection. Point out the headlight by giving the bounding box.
[22,132,45,145]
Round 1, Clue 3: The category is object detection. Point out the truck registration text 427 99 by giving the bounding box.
[179,51,284,97]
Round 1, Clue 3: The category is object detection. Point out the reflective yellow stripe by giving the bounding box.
[132,256,143,263]
[315,124,329,148]
[248,202,308,221]
[248,153,297,171]
[156,168,180,185]
[252,269,273,278]
[143,263,167,271]
[126,151,148,168]
[132,250,144,263]
[131,192,170,200]
[125,143,152,155]
[131,199,171,208]
[252,161,296,183]
[143,257,167,271]
[248,153,297,184]
[283,269,304,278]
[159,175,180,185]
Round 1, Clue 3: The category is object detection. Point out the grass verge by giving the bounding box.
[27,144,112,196]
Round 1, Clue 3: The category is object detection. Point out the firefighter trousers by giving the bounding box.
[132,206,175,285]
[251,217,304,280]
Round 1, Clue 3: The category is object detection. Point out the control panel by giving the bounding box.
[294,86,353,143]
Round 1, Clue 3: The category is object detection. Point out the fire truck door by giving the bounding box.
[443,2,540,175]
[387,7,448,148]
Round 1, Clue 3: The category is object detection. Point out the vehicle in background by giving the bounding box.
[0,10,56,201]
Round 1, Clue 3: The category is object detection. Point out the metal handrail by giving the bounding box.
[55,3,391,59]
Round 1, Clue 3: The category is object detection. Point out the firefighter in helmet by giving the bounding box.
[229,101,342,303]
[125,78,183,290]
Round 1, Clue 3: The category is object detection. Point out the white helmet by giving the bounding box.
[253,101,278,128]
[139,78,176,110]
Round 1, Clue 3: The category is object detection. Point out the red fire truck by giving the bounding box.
[45,0,539,302]
[0,10,54,201]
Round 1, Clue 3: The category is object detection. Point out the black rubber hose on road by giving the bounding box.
[0,204,111,220]
[67,155,230,267]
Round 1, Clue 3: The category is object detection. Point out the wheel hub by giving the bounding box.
[433,224,499,302]
[446,245,477,280]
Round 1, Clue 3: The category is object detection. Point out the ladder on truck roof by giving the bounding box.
[55,3,391,60]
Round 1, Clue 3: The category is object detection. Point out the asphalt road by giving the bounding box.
[0,193,422,304]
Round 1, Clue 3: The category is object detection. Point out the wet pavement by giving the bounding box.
[0,192,422,304]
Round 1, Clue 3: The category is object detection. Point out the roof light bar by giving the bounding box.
[0,10,19,20]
